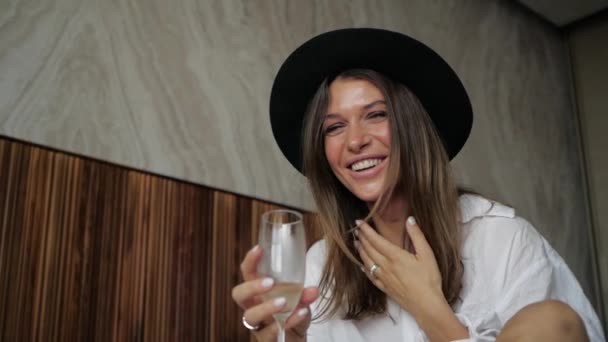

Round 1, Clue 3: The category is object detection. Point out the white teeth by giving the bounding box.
[350,158,382,171]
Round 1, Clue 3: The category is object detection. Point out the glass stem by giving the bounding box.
[278,326,286,342]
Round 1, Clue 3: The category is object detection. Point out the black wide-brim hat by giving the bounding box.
[269,28,473,172]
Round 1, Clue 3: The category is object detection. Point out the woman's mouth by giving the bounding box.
[349,158,386,172]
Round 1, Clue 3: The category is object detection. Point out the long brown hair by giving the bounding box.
[302,69,464,320]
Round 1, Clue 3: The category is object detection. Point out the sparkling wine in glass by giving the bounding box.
[258,209,307,342]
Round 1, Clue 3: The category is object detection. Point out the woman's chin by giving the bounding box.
[353,190,382,204]
[346,175,387,204]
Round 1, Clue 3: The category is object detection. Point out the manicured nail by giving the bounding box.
[407,216,417,226]
[354,229,360,237]
[297,308,309,317]
[274,297,286,307]
[354,240,360,249]
[261,278,274,288]
[355,220,363,226]
[250,245,260,253]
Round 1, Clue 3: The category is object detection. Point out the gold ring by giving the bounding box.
[242,315,260,331]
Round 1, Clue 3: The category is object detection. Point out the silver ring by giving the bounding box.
[369,264,380,278]
[242,315,260,331]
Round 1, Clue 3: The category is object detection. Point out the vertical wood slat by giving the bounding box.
[0,137,320,341]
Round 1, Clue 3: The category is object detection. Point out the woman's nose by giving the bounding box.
[347,125,371,152]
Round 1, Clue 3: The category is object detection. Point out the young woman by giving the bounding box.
[231,28,604,341]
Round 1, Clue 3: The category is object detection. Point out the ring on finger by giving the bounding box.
[369,263,380,278]
[242,315,261,331]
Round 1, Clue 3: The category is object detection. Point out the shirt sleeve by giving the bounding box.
[454,216,605,341]
[304,240,333,342]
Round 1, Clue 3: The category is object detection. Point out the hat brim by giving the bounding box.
[270,28,473,172]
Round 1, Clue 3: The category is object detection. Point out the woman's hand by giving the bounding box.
[356,217,468,341]
[232,245,319,342]
[355,216,444,313]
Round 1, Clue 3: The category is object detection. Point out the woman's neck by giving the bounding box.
[369,194,413,250]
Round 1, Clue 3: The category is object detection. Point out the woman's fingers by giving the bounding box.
[234,246,320,340]
[253,307,310,341]
[283,287,319,337]
[234,245,267,308]
[357,222,394,283]
[240,245,263,282]
[299,287,319,305]
[358,234,386,269]
[252,323,279,341]
[283,306,312,333]
[357,239,372,268]
[232,277,275,309]
[289,287,319,323]
[357,220,409,260]
[236,285,317,313]
[284,287,319,322]
[405,217,434,260]
[357,240,386,290]
[358,242,379,276]
[247,288,319,340]
[242,296,288,330]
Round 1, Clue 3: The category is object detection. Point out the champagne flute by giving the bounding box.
[258,209,307,342]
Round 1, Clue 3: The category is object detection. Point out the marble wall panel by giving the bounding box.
[0,0,600,312]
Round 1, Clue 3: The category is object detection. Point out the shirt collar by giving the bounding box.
[459,194,515,223]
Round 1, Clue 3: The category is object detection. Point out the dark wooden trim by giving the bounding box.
[0,137,320,341]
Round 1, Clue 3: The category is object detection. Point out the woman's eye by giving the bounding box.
[324,124,343,135]
[368,111,387,119]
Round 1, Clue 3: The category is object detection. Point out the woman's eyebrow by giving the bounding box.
[325,100,387,119]
[323,113,341,120]
[363,100,386,110]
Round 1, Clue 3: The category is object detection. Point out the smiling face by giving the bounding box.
[323,78,391,203]
[300,68,465,321]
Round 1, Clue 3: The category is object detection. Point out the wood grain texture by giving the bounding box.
[0,136,320,341]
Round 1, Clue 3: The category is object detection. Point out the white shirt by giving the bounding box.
[304,195,605,341]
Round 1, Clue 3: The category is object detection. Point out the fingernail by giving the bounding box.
[274,297,286,307]
[355,220,363,226]
[261,278,274,288]
[359,265,366,273]
[354,240,360,249]
[354,229,359,237]
[297,308,308,317]
[407,216,416,226]
[250,245,260,252]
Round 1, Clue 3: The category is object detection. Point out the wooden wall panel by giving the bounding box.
[0,137,320,341]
